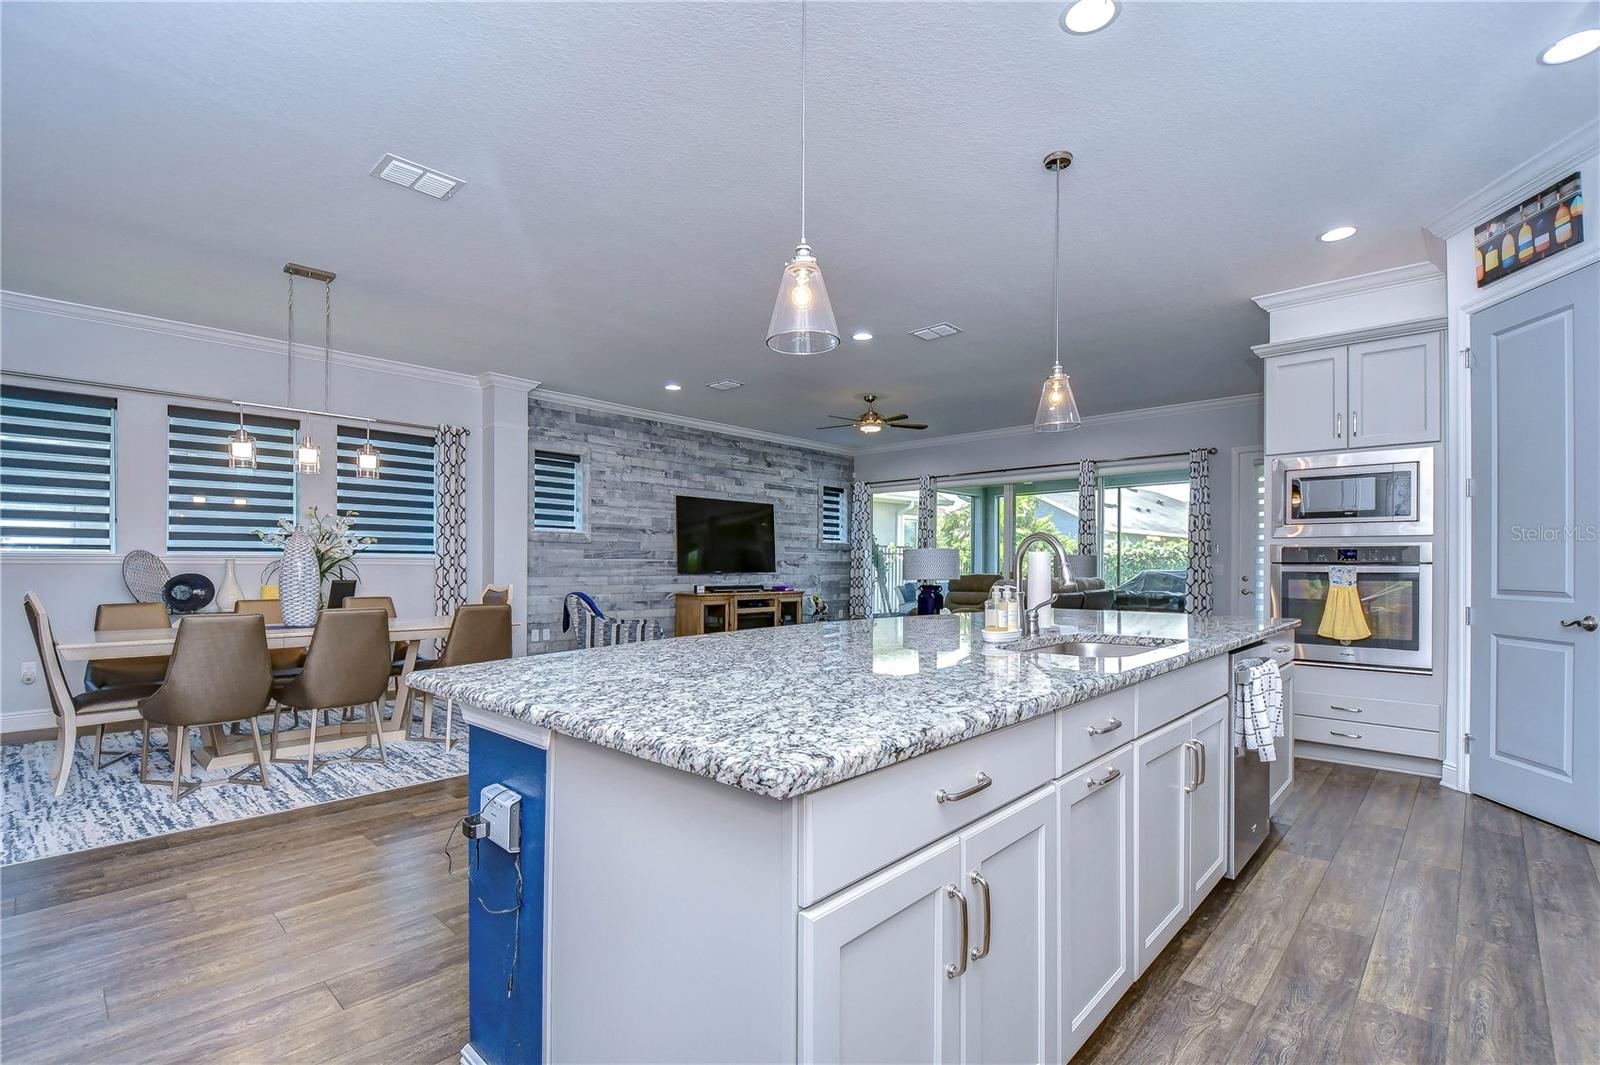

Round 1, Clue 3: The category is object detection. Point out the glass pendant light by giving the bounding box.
[226,408,258,469]
[766,0,840,355]
[1034,150,1082,432]
[282,267,324,475]
[355,423,381,479]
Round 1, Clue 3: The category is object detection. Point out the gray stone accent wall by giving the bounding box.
[527,398,854,654]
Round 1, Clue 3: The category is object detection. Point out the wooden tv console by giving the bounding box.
[674,590,804,636]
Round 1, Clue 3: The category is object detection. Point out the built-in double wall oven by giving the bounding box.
[1270,543,1433,671]
[1272,446,1433,540]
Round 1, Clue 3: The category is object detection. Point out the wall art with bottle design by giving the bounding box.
[1474,171,1583,288]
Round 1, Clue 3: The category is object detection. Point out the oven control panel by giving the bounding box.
[1274,544,1428,565]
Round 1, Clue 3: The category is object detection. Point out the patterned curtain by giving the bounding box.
[1076,459,1098,558]
[915,475,936,549]
[848,481,871,619]
[1186,447,1215,616]
[433,426,470,616]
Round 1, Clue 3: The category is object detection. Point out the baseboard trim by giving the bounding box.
[1297,742,1443,780]
[1,708,57,740]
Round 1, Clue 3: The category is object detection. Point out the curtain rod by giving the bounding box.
[0,369,465,437]
[866,446,1217,487]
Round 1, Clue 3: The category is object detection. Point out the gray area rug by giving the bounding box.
[1,712,467,865]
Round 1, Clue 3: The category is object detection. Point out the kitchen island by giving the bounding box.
[409,609,1298,1065]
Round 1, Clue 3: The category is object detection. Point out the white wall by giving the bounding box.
[853,394,1264,607]
[0,293,530,731]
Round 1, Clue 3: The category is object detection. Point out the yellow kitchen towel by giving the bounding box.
[1317,565,1372,641]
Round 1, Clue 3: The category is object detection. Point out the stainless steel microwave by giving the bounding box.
[1272,446,1434,539]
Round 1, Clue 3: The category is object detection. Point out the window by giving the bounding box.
[532,450,583,531]
[0,385,117,551]
[337,426,436,555]
[820,485,848,544]
[1100,472,1190,607]
[935,485,1005,576]
[1013,478,1079,558]
[167,405,297,551]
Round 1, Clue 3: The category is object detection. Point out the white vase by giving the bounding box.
[279,527,321,627]
[217,558,244,614]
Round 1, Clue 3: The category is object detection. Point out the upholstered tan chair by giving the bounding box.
[23,592,162,797]
[269,609,394,775]
[234,598,307,676]
[85,602,171,690]
[480,584,513,606]
[407,604,512,751]
[137,613,274,802]
[340,595,408,673]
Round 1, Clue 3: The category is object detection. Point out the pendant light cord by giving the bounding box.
[1052,163,1062,370]
[799,0,807,244]
[285,273,296,404]
[323,279,333,412]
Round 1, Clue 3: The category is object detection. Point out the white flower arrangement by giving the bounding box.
[257,505,378,585]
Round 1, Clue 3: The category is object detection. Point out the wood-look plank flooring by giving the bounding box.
[2,764,1595,1064]
[1075,761,1600,1065]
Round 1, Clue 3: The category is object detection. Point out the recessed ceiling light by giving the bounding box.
[1540,29,1600,65]
[706,379,743,391]
[1061,0,1118,35]
[370,153,464,200]
[852,331,874,341]
[663,382,682,391]
[1319,225,1358,243]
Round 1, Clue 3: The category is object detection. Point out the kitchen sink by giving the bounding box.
[1009,636,1182,659]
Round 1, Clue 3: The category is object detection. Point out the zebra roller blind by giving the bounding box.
[167,405,298,551]
[336,426,437,554]
[821,484,848,543]
[0,385,117,551]
[532,450,582,530]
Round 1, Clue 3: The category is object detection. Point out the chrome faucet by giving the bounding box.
[1011,531,1072,637]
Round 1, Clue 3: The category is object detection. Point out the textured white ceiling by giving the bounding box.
[4,2,1597,445]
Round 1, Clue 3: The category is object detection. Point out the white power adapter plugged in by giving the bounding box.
[479,783,522,854]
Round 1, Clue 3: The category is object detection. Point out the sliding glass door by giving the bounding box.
[1100,471,1190,611]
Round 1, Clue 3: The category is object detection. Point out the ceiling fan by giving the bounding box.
[817,395,928,434]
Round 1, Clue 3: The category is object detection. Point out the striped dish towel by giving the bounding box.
[1234,657,1284,763]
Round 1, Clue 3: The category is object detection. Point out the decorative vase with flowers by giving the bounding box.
[257,506,376,625]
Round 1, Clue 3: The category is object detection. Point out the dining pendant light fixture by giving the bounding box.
[355,423,382,479]
[282,264,337,475]
[226,408,258,469]
[766,0,840,355]
[1034,150,1082,432]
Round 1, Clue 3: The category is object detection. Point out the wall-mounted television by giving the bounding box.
[676,495,776,575]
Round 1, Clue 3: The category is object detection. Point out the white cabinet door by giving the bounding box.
[1346,332,1441,447]
[1133,716,1191,971]
[1263,346,1347,454]
[1186,698,1230,910]
[1269,668,1295,812]
[959,787,1058,1065]
[1059,745,1135,1062]
[800,837,963,1065]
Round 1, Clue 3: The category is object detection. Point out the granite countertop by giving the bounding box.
[409,610,1299,800]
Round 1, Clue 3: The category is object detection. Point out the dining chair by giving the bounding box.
[136,613,274,803]
[234,598,308,676]
[84,602,171,691]
[340,595,408,670]
[268,608,394,776]
[22,593,163,797]
[480,584,513,606]
[406,604,512,751]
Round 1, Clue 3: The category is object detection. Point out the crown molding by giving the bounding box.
[0,289,485,390]
[1251,316,1447,359]
[477,371,542,392]
[1251,262,1444,314]
[858,393,1264,455]
[532,390,856,458]
[1425,119,1599,240]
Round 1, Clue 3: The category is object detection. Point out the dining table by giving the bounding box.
[53,615,492,770]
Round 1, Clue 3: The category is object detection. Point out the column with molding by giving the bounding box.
[478,372,540,646]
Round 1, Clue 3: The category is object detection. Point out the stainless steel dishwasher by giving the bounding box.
[1227,638,1295,879]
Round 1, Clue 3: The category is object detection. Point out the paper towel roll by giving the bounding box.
[1026,549,1053,626]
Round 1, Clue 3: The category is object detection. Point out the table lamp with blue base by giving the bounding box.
[901,547,960,615]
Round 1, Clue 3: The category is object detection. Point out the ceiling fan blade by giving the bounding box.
[824,414,858,421]
[814,423,860,430]
[888,422,929,430]
[881,414,911,422]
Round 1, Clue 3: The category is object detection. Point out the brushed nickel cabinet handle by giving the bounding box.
[945,885,969,979]
[1195,740,1206,788]
[1335,411,1344,439]
[1086,717,1123,736]
[1351,410,1359,437]
[968,872,992,961]
[1330,730,1362,739]
[1182,741,1199,793]
[936,772,992,804]
[1087,767,1122,789]
[1329,705,1363,714]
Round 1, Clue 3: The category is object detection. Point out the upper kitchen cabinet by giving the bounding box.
[1261,328,1443,455]
[1346,333,1442,448]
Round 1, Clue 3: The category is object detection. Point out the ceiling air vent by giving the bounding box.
[370,153,464,200]
[909,322,962,341]
[706,380,743,391]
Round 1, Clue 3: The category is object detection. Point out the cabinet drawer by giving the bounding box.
[1135,657,1229,735]
[1296,714,1440,759]
[1296,690,1441,732]
[799,714,1055,906]
[1058,686,1137,776]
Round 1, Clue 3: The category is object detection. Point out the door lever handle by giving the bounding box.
[1560,615,1598,632]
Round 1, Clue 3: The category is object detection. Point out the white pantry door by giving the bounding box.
[1470,262,1600,840]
